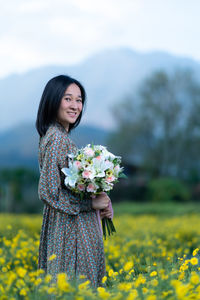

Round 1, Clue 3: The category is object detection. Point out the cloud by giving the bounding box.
[0,0,200,78]
[18,1,47,13]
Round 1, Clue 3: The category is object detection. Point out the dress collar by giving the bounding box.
[53,121,68,135]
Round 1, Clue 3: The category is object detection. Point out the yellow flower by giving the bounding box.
[0,258,5,265]
[118,282,132,291]
[142,287,148,294]
[16,267,27,278]
[0,284,5,293]
[97,287,110,299]
[45,274,52,283]
[175,283,188,299]
[78,280,90,290]
[2,267,7,272]
[102,276,107,283]
[4,239,11,247]
[126,290,138,300]
[162,291,172,297]
[16,279,25,289]
[192,248,199,256]
[124,261,134,272]
[106,170,113,177]
[34,278,42,286]
[147,296,156,300]
[108,269,114,277]
[151,279,158,286]
[7,271,17,286]
[77,154,84,160]
[19,288,27,296]
[190,257,198,265]
[47,287,57,294]
[57,273,71,292]
[180,263,188,271]
[178,272,185,280]
[190,272,199,285]
[48,254,57,261]
[134,274,146,288]
[150,271,157,277]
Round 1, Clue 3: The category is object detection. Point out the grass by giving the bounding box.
[1,203,200,298]
[113,201,200,216]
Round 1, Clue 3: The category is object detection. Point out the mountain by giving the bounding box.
[1,47,200,168]
[0,122,110,169]
[1,47,200,133]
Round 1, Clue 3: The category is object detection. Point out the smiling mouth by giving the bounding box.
[67,112,77,117]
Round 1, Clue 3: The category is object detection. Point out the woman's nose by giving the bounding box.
[70,100,78,109]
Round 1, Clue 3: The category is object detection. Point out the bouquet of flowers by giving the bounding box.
[61,144,126,239]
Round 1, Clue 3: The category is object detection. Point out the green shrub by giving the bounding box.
[147,177,190,203]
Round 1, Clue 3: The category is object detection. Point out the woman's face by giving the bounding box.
[57,83,83,131]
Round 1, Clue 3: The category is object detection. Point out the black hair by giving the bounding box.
[36,75,86,137]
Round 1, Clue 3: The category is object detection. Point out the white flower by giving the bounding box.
[92,158,107,177]
[101,181,113,191]
[62,144,123,194]
[94,145,106,152]
[82,169,96,180]
[104,160,114,170]
[68,153,75,159]
[113,165,123,176]
[61,167,79,188]
[84,147,95,157]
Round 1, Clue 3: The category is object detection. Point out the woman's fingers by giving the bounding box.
[92,192,111,210]
[100,207,112,218]
[101,212,112,218]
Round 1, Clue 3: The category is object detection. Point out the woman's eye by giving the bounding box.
[65,98,82,103]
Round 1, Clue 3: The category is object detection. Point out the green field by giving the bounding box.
[1,203,200,299]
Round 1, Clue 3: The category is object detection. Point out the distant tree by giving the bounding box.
[107,69,200,179]
[0,168,39,213]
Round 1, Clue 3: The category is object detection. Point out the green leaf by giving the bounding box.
[119,173,128,179]
[105,218,111,236]
[102,218,106,240]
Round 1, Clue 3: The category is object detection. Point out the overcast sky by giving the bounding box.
[0,0,200,79]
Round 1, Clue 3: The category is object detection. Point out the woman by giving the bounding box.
[36,75,112,288]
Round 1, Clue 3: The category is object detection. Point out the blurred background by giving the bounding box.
[1,0,200,214]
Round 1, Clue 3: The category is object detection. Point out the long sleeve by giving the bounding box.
[38,132,93,215]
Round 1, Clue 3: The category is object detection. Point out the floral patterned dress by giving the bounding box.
[37,121,105,287]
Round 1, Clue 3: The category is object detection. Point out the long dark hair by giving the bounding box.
[36,75,86,137]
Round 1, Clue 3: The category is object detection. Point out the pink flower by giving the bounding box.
[74,161,82,169]
[87,183,97,193]
[106,175,115,183]
[77,184,85,191]
[114,165,120,171]
[82,170,92,179]
[96,155,102,160]
[84,148,94,157]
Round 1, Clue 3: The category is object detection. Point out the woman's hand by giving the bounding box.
[100,206,113,219]
[91,192,110,210]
